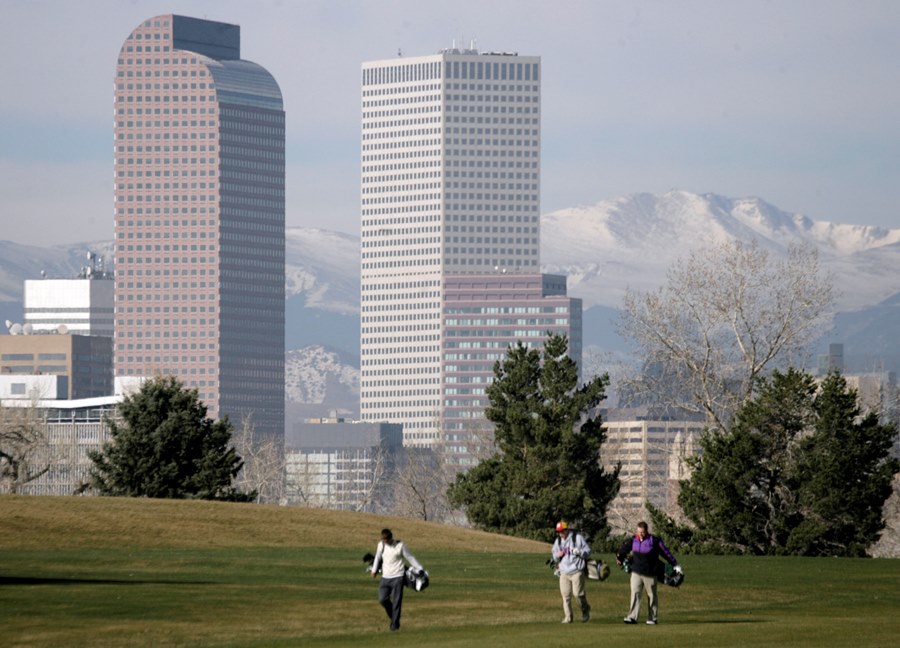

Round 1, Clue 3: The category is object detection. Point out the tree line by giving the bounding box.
[4,240,897,556]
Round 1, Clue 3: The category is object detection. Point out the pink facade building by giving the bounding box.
[441,272,581,465]
[113,15,285,438]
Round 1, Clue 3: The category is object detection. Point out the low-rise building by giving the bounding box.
[602,408,704,533]
[0,333,113,399]
[284,420,402,512]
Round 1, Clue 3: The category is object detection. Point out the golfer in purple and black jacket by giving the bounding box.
[616,520,679,625]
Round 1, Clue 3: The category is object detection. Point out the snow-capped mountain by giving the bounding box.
[3,190,898,413]
[542,191,900,312]
[285,345,358,404]
[285,228,358,314]
[0,240,115,302]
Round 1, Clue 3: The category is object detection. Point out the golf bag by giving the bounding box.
[404,566,430,592]
[655,561,685,587]
[585,559,611,581]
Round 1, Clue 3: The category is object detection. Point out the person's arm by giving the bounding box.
[401,543,424,571]
[371,542,384,577]
[656,537,678,566]
[576,534,591,559]
[616,539,630,564]
[552,538,566,561]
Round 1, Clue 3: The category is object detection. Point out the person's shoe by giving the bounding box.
[561,618,572,624]
[623,617,637,624]
[646,619,658,625]
[582,606,591,622]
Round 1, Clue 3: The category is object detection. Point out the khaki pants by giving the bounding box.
[627,571,659,622]
[559,570,590,622]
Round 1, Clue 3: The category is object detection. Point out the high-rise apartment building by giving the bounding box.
[114,15,285,438]
[361,47,566,450]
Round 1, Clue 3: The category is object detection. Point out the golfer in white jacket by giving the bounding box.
[370,528,423,631]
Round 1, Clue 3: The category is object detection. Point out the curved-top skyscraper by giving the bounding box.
[113,15,285,439]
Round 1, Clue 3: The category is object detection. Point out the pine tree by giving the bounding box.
[89,376,252,501]
[679,368,900,555]
[788,371,900,556]
[447,334,620,542]
[678,369,816,554]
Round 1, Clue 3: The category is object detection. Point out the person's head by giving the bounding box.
[555,520,570,539]
[381,528,394,545]
[636,521,649,540]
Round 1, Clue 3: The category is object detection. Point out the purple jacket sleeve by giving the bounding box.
[656,536,678,566]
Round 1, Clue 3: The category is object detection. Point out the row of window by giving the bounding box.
[1,353,67,361]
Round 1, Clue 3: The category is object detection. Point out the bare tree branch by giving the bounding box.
[618,240,835,430]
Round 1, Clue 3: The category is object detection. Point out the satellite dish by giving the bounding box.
[22,323,33,335]
[57,324,69,335]
[9,323,23,335]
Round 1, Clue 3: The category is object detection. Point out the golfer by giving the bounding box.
[617,520,679,625]
[370,528,423,632]
[551,520,592,623]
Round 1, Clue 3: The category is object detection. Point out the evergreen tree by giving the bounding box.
[679,368,899,555]
[788,371,900,556]
[447,334,620,542]
[89,376,252,501]
[678,369,816,554]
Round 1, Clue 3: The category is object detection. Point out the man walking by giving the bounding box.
[617,520,680,625]
[551,520,592,623]
[370,528,423,632]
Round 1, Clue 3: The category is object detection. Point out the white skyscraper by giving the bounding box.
[360,46,545,446]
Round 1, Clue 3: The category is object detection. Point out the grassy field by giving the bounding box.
[1,496,899,647]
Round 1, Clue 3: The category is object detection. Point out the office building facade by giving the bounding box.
[284,420,402,511]
[441,272,581,464]
[602,411,704,533]
[114,15,285,438]
[360,47,544,444]
[0,334,113,400]
[24,275,114,337]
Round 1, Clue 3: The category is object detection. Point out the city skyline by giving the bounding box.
[2,0,899,247]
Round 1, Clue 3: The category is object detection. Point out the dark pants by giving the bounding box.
[379,575,405,630]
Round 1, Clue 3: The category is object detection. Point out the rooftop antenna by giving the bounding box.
[398,47,402,57]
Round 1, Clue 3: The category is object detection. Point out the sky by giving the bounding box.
[1,0,899,246]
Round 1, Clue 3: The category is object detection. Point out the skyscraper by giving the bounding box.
[361,46,578,454]
[114,15,285,439]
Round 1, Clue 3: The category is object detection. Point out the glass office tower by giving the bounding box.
[114,15,285,439]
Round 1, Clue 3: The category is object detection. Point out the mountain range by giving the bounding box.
[3,190,898,417]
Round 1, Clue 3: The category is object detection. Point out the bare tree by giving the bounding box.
[341,444,391,513]
[618,240,835,431]
[284,454,325,507]
[232,414,285,504]
[391,443,453,523]
[0,392,50,493]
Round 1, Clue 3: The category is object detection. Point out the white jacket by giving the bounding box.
[372,540,423,579]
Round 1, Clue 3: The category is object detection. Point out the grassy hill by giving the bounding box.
[2,496,899,647]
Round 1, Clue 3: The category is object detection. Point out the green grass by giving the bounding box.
[2,496,899,647]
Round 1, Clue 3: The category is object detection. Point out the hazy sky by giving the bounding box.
[1,0,898,246]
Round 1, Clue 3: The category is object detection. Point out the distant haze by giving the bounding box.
[1,0,899,245]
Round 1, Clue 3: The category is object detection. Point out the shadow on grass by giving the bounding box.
[0,576,216,586]
[675,618,768,625]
